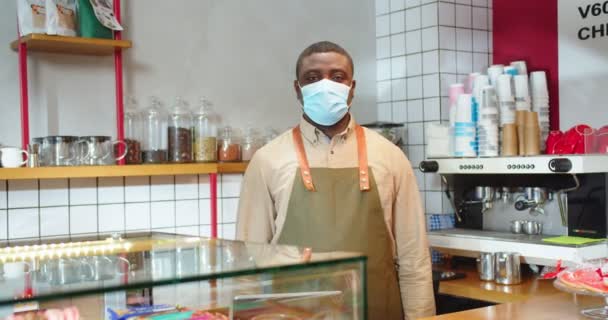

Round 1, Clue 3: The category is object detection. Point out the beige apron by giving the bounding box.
[278,125,404,319]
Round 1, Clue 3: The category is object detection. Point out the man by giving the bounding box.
[236,41,435,319]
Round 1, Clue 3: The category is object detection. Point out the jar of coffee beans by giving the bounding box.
[167,97,193,163]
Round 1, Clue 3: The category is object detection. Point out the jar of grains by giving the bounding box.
[167,97,193,163]
[123,96,142,164]
[193,98,217,162]
[241,128,261,161]
[218,126,241,162]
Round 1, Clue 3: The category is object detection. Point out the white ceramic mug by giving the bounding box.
[1,147,28,168]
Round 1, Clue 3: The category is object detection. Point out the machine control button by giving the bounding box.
[419,161,439,172]
[549,158,573,173]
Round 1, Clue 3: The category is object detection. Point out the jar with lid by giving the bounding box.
[124,96,143,164]
[193,97,217,162]
[241,128,261,161]
[218,126,241,162]
[142,96,168,164]
[167,97,193,163]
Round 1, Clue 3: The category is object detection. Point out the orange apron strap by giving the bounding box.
[355,125,370,191]
[292,126,315,192]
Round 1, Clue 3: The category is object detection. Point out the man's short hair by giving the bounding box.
[295,41,354,79]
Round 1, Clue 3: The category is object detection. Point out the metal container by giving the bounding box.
[494,252,521,285]
[522,220,543,235]
[476,252,495,281]
[35,136,82,166]
[510,220,523,234]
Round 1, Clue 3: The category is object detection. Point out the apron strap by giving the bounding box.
[292,126,316,192]
[292,124,371,192]
[355,125,370,191]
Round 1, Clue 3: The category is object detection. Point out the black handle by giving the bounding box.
[514,200,533,211]
[549,158,572,173]
[420,161,439,173]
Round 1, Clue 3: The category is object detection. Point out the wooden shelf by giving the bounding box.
[0,164,216,180]
[11,34,132,56]
[218,162,249,174]
[0,162,248,180]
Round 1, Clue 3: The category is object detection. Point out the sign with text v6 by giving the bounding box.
[559,0,608,129]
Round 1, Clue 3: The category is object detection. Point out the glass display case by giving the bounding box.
[0,233,366,320]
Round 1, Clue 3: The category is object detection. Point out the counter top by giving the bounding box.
[428,265,605,319]
[437,266,560,304]
[422,294,604,320]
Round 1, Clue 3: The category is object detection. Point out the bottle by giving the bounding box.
[241,127,260,161]
[124,96,143,164]
[142,96,168,164]
[193,97,218,162]
[167,97,194,163]
[218,126,241,162]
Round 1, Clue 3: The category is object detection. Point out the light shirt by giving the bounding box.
[236,115,435,319]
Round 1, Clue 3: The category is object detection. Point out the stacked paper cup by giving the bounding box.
[530,71,550,149]
[511,61,528,76]
[513,75,531,111]
[487,65,504,87]
[477,86,499,157]
[496,75,516,126]
[453,94,477,157]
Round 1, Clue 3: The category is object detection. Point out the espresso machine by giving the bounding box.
[420,155,608,266]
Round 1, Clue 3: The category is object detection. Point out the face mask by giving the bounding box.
[300,79,351,126]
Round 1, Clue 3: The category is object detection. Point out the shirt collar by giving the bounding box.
[299,114,356,145]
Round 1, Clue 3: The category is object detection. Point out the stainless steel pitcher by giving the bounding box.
[476,252,495,281]
[494,252,521,285]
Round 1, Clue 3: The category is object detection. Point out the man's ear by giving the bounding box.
[294,80,303,105]
[347,80,357,106]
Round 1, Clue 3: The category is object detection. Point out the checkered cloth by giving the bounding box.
[426,214,455,264]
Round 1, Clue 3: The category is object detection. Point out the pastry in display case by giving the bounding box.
[0,233,366,320]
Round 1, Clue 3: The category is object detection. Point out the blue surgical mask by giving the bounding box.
[300,79,351,126]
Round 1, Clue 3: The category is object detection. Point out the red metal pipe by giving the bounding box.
[18,42,29,151]
[210,173,218,238]
[114,0,125,165]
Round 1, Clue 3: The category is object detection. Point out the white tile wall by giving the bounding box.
[8,180,38,208]
[176,200,198,227]
[40,179,68,207]
[40,206,69,237]
[70,205,97,234]
[98,177,124,204]
[406,54,422,77]
[69,178,96,206]
[151,176,175,201]
[390,11,405,34]
[392,78,407,101]
[125,202,151,231]
[376,0,493,217]
[0,181,6,209]
[150,201,174,229]
[405,7,421,31]
[125,176,150,202]
[99,204,125,232]
[9,208,39,239]
[421,3,438,28]
[391,33,406,56]
[0,210,6,240]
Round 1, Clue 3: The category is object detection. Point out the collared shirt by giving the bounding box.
[236,115,435,319]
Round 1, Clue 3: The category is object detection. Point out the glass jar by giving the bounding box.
[124,96,142,164]
[142,96,168,164]
[218,126,241,162]
[167,97,193,163]
[193,98,217,162]
[241,128,261,161]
